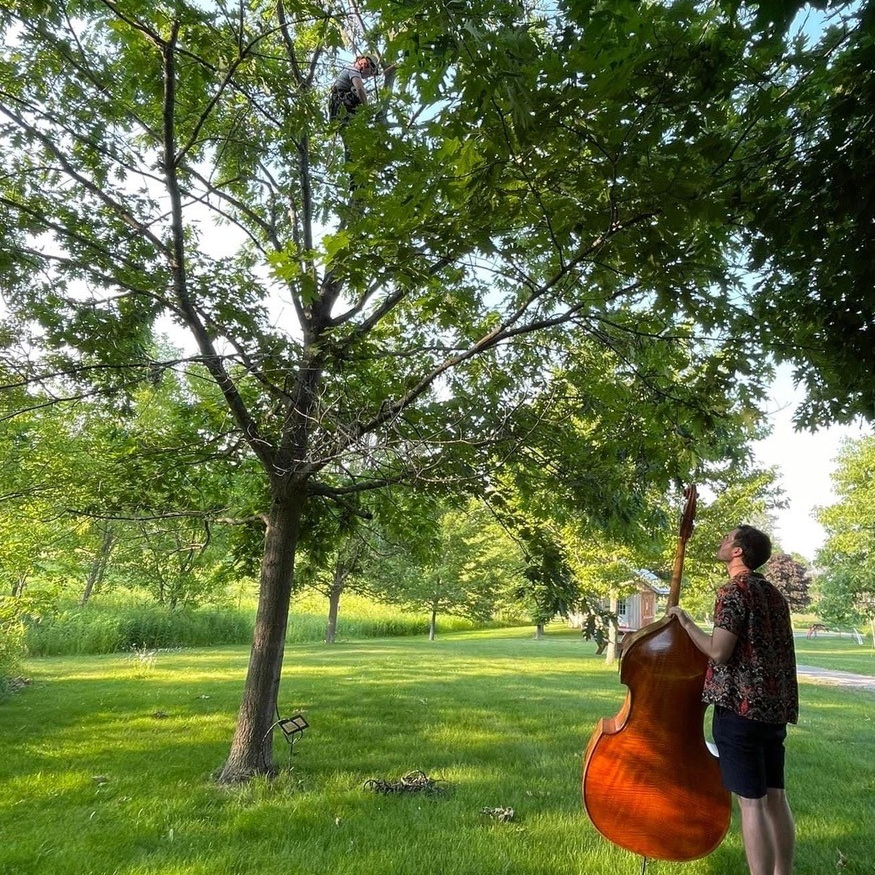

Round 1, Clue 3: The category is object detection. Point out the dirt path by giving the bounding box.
[796,664,875,693]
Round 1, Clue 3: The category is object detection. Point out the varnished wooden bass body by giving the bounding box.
[581,487,730,861]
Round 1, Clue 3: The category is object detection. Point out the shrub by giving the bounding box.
[1,593,53,697]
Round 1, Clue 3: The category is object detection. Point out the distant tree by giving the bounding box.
[764,553,812,612]
[852,592,875,648]
[79,521,117,606]
[815,567,874,640]
[509,527,576,639]
[294,490,432,644]
[372,501,519,640]
[815,435,875,639]
[301,530,368,645]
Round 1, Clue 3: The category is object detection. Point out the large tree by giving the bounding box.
[0,0,859,779]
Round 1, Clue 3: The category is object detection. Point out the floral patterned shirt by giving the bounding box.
[702,571,799,724]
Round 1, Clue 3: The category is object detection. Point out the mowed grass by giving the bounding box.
[1,628,873,875]
[793,635,875,675]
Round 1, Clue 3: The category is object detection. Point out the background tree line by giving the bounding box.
[10,357,874,646]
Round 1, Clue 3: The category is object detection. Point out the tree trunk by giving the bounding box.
[12,575,27,597]
[217,490,305,782]
[326,543,363,643]
[325,567,344,644]
[535,622,544,639]
[429,606,437,641]
[605,593,619,666]
[81,523,115,606]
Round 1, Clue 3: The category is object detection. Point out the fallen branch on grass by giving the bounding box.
[362,770,447,795]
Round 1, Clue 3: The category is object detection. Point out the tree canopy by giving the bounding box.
[742,0,875,426]
[764,552,812,612]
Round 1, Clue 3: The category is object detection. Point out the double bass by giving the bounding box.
[581,486,730,862]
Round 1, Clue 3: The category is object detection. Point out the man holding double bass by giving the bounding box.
[669,525,799,875]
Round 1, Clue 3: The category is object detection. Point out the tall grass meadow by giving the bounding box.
[23,591,487,656]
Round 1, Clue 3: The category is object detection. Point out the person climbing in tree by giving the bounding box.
[328,53,397,166]
[328,54,398,122]
[328,54,380,122]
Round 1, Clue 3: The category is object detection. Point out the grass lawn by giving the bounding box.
[2,627,872,875]
[793,635,875,675]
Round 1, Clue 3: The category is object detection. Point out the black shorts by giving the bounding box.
[712,706,787,799]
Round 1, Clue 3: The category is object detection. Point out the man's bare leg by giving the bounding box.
[765,788,795,875]
[737,795,776,875]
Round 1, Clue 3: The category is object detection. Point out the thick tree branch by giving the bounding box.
[159,25,278,477]
[276,0,304,87]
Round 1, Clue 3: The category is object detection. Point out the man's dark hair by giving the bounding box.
[733,525,772,569]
